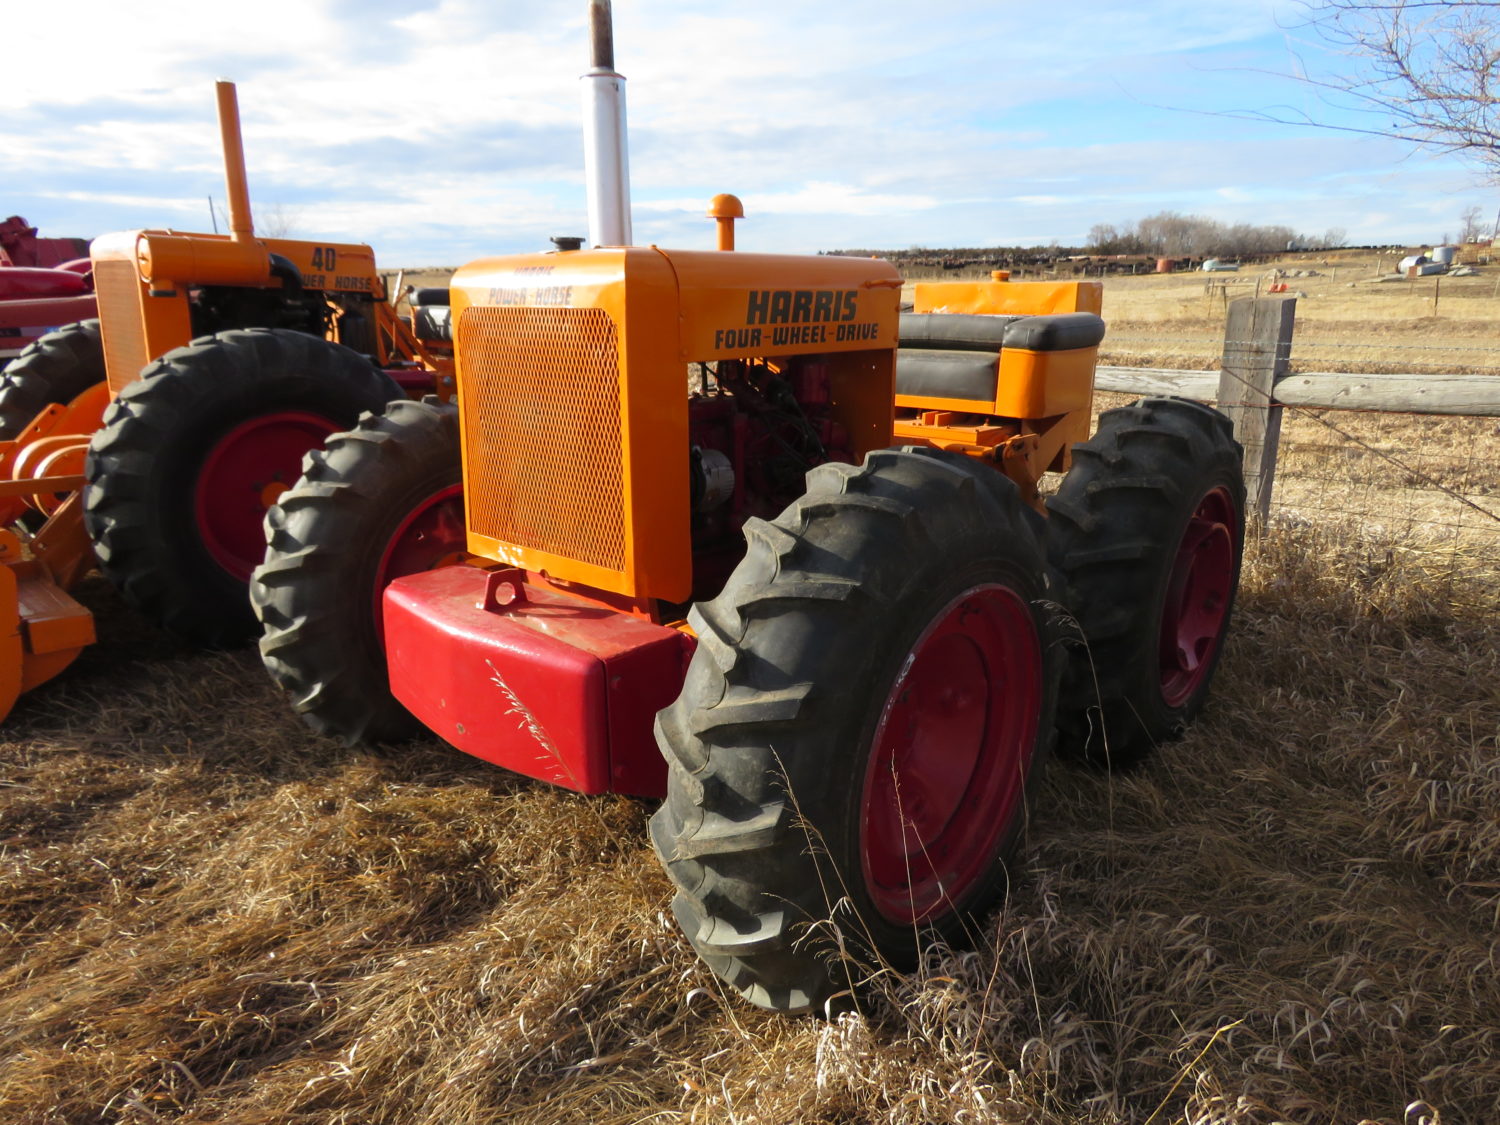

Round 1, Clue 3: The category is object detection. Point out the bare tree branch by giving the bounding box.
[1297,0,1500,177]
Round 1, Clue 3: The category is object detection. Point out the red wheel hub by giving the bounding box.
[860,584,1041,925]
[1158,486,1238,707]
[194,412,340,581]
[372,483,466,642]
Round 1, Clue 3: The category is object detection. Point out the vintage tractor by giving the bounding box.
[0,81,455,723]
[253,1,1245,1012]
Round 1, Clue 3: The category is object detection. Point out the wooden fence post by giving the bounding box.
[1217,296,1296,527]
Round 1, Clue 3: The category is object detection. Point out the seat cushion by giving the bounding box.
[895,349,999,402]
[1002,312,1105,351]
[899,312,1018,352]
[895,312,1106,403]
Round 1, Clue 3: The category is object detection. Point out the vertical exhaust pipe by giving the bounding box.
[581,0,632,247]
[214,80,256,242]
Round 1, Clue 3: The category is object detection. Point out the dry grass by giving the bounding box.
[1094,251,1500,377]
[3,261,1498,1124]
[4,537,1498,1123]
[1090,254,1500,559]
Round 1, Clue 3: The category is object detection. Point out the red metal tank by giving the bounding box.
[0,267,90,301]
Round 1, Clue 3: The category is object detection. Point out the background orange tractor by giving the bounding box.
[0,82,454,723]
[251,1,1247,1013]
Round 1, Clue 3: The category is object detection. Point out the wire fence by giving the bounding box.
[1092,318,1500,585]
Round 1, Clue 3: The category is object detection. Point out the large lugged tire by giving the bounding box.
[83,329,403,647]
[0,320,104,438]
[252,398,464,743]
[651,447,1060,1014]
[1046,397,1245,769]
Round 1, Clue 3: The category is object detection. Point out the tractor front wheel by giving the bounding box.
[0,319,105,438]
[83,329,402,647]
[651,447,1058,1014]
[252,397,464,743]
[1046,397,1246,769]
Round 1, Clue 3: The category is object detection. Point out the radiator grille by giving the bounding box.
[458,306,626,572]
[93,259,150,393]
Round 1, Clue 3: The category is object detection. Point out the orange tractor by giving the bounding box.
[254,2,1245,1012]
[0,82,454,722]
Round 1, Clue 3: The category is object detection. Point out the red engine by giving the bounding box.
[685,357,854,602]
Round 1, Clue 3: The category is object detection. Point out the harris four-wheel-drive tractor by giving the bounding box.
[0,81,455,722]
[250,0,1247,1014]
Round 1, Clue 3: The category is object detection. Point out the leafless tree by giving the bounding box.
[1298,1,1500,178]
[1458,203,1486,241]
[257,202,301,239]
[1085,212,1317,257]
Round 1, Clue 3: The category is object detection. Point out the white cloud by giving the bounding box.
[3,0,1483,259]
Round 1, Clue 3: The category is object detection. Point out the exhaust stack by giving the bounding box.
[214,80,256,242]
[581,0,632,247]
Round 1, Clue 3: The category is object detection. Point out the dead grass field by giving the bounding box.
[3,263,1498,1124]
[1097,250,1500,377]
[1093,251,1500,562]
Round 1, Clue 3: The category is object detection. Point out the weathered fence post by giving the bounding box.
[1217,297,1296,526]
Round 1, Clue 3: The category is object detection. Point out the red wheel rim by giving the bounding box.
[194,411,340,581]
[860,584,1041,925]
[371,483,466,643]
[1158,486,1238,707]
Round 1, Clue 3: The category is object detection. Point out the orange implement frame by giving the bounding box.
[0,387,108,721]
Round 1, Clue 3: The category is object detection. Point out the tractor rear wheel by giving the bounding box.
[83,329,402,647]
[0,320,104,438]
[651,447,1058,1014]
[1046,397,1245,769]
[252,398,464,743]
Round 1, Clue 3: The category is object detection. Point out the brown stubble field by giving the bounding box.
[2,256,1498,1124]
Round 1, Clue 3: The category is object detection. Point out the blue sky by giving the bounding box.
[5,0,1493,265]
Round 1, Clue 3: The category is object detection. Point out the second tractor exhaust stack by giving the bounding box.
[581,0,632,247]
[214,80,256,242]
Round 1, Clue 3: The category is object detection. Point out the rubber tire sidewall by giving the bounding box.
[653,447,1059,1013]
[1047,397,1246,767]
[1107,465,1242,741]
[0,319,104,439]
[253,398,462,744]
[83,328,402,647]
[825,553,1051,955]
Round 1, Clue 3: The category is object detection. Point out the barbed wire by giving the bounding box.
[1106,334,1500,356]
[1208,357,1500,527]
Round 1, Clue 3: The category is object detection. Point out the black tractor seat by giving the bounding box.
[896,311,1106,404]
[409,287,452,343]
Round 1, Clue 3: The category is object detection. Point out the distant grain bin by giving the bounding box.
[1431,245,1458,265]
[1156,257,1175,273]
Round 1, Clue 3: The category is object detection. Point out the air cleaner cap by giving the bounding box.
[706,194,744,219]
[550,236,585,251]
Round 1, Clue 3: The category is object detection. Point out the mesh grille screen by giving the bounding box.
[93,259,149,393]
[458,306,626,572]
